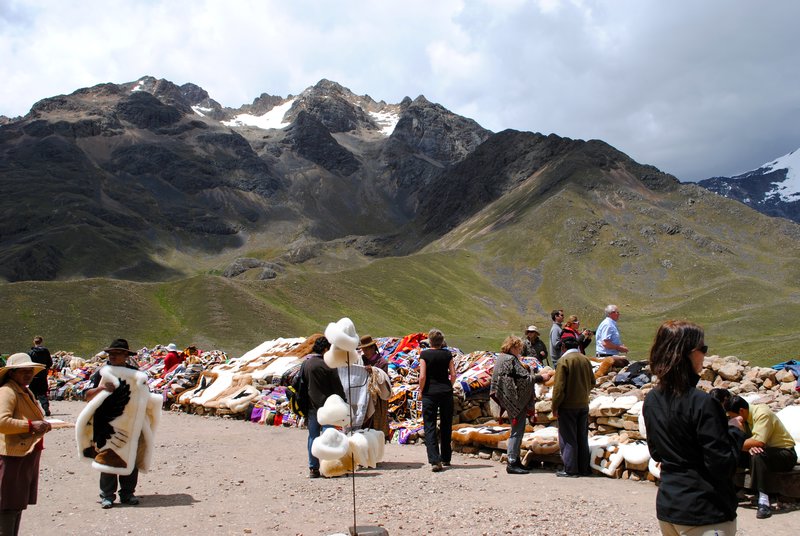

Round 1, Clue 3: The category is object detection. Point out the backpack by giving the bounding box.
[287,362,309,418]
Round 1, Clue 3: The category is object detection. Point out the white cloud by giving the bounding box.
[1,0,799,181]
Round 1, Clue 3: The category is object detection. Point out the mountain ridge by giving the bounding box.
[698,147,800,223]
[3,76,800,365]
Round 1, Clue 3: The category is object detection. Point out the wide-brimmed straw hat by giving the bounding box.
[103,338,137,356]
[0,353,46,382]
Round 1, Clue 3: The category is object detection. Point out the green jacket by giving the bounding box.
[551,349,594,411]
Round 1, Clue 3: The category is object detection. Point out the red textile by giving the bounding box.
[387,332,426,360]
[163,351,183,375]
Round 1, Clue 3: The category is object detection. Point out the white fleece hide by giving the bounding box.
[76,366,161,475]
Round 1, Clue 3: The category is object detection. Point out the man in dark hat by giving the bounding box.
[83,339,142,509]
[357,335,388,372]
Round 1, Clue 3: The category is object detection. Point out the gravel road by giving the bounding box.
[21,402,795,535]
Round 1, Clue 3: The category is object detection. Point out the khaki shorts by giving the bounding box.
[659,519,736,536]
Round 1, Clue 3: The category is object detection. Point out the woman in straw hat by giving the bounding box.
[0,353,53,536]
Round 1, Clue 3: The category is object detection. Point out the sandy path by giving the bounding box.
[20,401,795,535]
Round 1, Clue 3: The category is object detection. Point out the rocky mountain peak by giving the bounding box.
[389,94,491,166]
[282,79,379,133]
[698,146,800,223]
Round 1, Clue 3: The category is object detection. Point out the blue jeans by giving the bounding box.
[307,410,332,470]
[506,410,528,464]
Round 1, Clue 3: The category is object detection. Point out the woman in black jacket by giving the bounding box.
[643,321,745,536]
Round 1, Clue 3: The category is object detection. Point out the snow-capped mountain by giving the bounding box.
[698,147,800,222]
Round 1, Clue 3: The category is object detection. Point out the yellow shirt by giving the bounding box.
[747,404,796,449]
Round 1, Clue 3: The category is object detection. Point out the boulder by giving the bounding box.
[459,405,483,422]
[777,369,796,383]
[758,368,778,381]
[717,363,744,382]
[738,380,758,393]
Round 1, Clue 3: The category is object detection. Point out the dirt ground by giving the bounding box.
[19,401,797,535]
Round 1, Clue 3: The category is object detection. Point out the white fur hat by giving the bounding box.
[320,454,354,478]
[349,432,371,468]
[324,317,359,352]
[311,428,351,461]
[323,346,360,368]
[317,394,350,427]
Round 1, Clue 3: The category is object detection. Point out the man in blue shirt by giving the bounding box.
[595,305,628,357]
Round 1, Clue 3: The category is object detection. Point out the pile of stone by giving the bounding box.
[450,354,800,482]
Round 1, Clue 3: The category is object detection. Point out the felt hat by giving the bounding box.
[311,428,351,461]
[323,346,360,369]
[317,394,351,427]
[0,352,46,382]
[525,325,539,333]
[357,335,378,350]
[324,317,359,352]
[166,343,179,352]
[103,338,137,356]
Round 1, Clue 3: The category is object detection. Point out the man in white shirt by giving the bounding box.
[595,305,629,357]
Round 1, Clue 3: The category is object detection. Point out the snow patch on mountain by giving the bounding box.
[222,98,296,129]
[369,110,399,135]
[192,105,213,117]
[762,149,800,202]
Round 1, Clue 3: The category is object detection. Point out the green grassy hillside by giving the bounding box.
[2,234,798,366]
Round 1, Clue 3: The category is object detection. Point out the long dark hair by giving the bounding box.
[649,320,704,395]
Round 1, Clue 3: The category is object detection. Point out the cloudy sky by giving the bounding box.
[2,0,799,181]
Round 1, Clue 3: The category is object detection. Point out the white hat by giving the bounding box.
[525,325,539,333]
[317,394,350,427]
[324,317,359,352]
[0,353,46,383]
[320,454,354,478]
[311,428,351,460]
[166,343,179,352]
[323,346,360,369]
[349,432,370,468]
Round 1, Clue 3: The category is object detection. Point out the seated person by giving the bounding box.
[723,394,797,519]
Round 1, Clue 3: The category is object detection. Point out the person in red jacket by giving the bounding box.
[163,343,183,375]
[560,315,592,355]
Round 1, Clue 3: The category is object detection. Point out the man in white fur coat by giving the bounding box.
[78,339,161,509]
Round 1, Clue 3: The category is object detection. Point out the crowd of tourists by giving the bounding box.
[1,302,798,536]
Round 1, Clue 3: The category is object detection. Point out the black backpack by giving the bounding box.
[287,362,309,418]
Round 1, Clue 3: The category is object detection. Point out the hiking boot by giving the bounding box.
[100,498,113,509]
[756,505,772,519]
[309,468,321,479]
[431,463,443,472]
[506,463,529,475]
[120,495,140,505]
